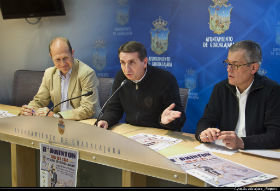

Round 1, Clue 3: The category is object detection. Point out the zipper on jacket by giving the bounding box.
[135,84,139,123]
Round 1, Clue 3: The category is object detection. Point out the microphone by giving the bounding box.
[45,91,93,116]
[94,79,127,126]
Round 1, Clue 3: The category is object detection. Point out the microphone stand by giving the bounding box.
[45,91,93,116]
[94,79,127,126]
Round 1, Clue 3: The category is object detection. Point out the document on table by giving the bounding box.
[239,149,280,159]
[129,133,182,151]
[195,143,237,155]
[169,151,276,187]
[0,110,17,118]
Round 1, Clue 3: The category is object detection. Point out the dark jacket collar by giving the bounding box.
[250,73,265,92]
[125,64,152,85]
[226,73,265,94]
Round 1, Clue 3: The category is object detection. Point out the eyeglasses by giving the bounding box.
[223,59,255,70]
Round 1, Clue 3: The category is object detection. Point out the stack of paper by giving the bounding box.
[239,149,280,160]
[130,133,182,151]
[0,110,17,118]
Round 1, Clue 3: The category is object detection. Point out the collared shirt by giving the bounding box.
[59,69,73,112]
[133,68,147,90]
[133,68,147,84]
[235,80,254,137]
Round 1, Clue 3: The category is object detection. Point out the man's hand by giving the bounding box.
[97,120,109,129]
[217,131,244,150]
[199,128,221,143]
[35,107,52,116]
[160,103,182,125]
[21,105,35,116]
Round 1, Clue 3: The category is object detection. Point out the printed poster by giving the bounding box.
[40,143,79,187]
[130,133,182,151]
[169,151,276,187]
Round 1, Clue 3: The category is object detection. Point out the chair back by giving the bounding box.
[98,77,114,107]
[179,88,189,110]
[12,70,44,106]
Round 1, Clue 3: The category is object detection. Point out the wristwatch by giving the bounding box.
[53,113,62,118]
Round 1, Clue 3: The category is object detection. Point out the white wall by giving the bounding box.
[0,0,114,104]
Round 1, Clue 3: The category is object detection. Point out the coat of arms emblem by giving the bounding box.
[116,0,129,26]
[209,0,233,34]
[58,118,65,135]
[185,68,197,90]
[276,24,280,46]
[92,40,106,71]
[151,17,170,55]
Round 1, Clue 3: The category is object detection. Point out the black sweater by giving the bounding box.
[196,73,280,149]
[100,65,186,131]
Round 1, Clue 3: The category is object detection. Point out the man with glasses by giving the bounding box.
[195,40,280,150]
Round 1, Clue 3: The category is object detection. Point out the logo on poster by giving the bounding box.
[151,17,170,55]
[209,0,233,35]
[116,0,129,26]
[92,40,106,71]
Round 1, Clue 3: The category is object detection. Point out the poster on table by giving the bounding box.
[40,143,79,187]
[169,151,276,187]
[129,133,182,151]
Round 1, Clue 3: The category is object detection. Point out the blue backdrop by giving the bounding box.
[90,0,280,133]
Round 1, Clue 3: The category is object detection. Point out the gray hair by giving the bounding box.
[229,40,262,65]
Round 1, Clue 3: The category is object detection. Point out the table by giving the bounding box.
[0,104,279,187]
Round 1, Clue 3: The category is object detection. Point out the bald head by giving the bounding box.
[49,37,74,76]
[49,37,72,57]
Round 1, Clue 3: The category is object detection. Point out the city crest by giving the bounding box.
[116,0,129,26]
[92,40,106,71]
[209,0,233,35]
[58,118,65,135]
[184,68,197,90]
[276,24,280,46]
[150,17,170,55]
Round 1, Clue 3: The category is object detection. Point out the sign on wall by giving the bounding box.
[90,0,280,133]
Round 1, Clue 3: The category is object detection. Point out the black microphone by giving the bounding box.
[46,91,93,116]
[94,79,127,126]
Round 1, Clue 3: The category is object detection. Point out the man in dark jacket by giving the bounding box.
[196,40,280,150]
[96,41,186,131]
